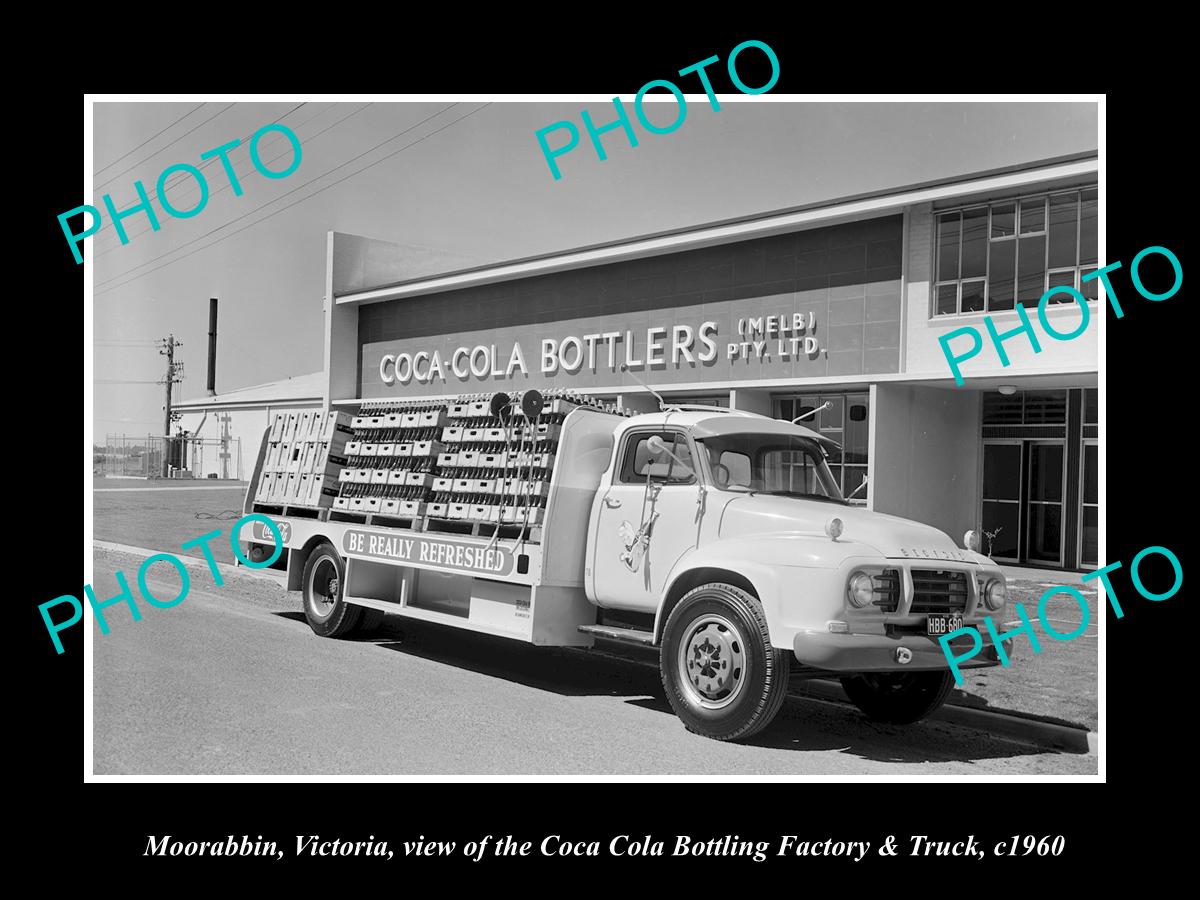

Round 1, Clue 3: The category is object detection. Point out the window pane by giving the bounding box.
[1083,388,1098,424]
[936,283,958,315]
[1048,193,1079,267]
[1047,270,1076,301]
[983,443,1021,497]
[937,213,960,281]
[981,501,1019,558]
[1082,273,1098,301]
[844,399,869,464]
[819,396,844,432]
[1081,506,1098,568]
[1024,390,1067,424]
[1020,198,1045,233]
[1080,188,1098,265]
[1029,444,1064,502]
[1017,234,1046,306]
[961,207,988,277]
[1027,503,1062,562]
[988,239,1015,310]
[844,466,867,502]
[1083,443,1097,504]
[983,393,1023,426]
[961,280,985,312]
[991,203,1015,238]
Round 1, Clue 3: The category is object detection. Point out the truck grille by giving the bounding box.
[871,569,901,612]
[910,570,969,613]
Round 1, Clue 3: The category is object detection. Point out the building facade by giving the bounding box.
[322,155,1099,571]
[174,372,324,480]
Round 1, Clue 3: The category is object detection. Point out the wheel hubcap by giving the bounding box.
[309,558,338,616]
[677,614,747,709]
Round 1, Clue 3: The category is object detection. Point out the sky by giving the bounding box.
[90,99,1097,436]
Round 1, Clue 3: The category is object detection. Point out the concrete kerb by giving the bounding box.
[797,679,1097,754]
[92,540,288,586]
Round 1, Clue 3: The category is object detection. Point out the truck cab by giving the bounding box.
[584,407,1008,740]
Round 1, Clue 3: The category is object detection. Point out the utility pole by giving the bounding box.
[158,334,184,477]
[219,412,232,480]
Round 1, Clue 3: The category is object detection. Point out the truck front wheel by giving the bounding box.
[660,583,790,741]
[301,542,363,638]
[839,671,955,724]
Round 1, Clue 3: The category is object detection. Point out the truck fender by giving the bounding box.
[655,537,877,648]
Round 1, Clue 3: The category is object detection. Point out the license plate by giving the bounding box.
[926,614,963,635]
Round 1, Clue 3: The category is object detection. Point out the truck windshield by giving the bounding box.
[698,434,846,503]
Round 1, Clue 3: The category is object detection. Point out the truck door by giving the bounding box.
[592,429,703,613]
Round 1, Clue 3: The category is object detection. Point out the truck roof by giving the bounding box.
[615,408,837,448]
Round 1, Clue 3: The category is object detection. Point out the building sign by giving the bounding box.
[360,288,901,397]
[341,528,515,576]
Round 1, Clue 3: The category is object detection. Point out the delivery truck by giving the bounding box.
[243,386,1008,741]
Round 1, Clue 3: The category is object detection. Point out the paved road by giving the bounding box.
[92,549,1095,776]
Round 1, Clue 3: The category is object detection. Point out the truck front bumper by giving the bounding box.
[792,630,1005,673]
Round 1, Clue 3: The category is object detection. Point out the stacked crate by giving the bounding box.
[255,410,353,508]
[333,399,447,517]
[426,389,627,528]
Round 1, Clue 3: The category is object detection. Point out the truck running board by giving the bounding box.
[577,624,656,646]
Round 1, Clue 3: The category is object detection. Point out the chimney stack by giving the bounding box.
[206,297,218,395]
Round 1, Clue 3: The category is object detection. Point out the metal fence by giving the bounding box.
[99,434,244,480]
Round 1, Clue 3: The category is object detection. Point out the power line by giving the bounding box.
[95,103,453,288]
[95,103,236,192]
[95,379,163,384]
[92,102,315,253]
[95,103,485,295]
[94,102,365,255]
[93,104,205,176]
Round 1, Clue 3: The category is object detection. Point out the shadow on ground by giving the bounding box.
[271,610,1062,765]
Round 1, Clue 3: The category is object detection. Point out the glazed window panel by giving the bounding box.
[933,188,1098,316]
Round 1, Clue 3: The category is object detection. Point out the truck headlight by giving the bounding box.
[983,577,1007,611]
[963,529,982,552]
[847,572,874,608]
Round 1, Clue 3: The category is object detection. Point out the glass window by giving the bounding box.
[961,280,985,312]
[1080,188,1098,265]
[988,239,1016,311]
[773,392,870,503]
[1083,388,1098,425]
[961,208,988,278]
[991,203,1016,238]
[936,283,958,315]
[937,213,960,281]
[1020,198,1045,234]
[934,188,1098,316]
[700,433,843,501]
[983,444,1021,499]
[1080,441,1098,568]
[1048,192,1079,268]
[1047,269,1076,301]
[619,432,695,484]
[1017,234,1047,306]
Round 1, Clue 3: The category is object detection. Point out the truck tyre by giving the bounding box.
[301,542,363,638]
[839,671,955,724]
[660,583,790,741]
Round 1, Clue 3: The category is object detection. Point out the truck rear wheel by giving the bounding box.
[839,671,955,724]
[660,583,790,741]
[301,542,363,638]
